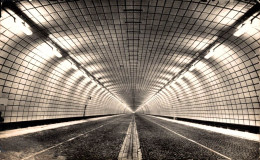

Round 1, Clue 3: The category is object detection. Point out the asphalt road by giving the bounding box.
[135,114,259,160]
[0,114,132,160]
[0,114,258,160]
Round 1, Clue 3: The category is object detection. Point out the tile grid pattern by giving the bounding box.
[141,39,260,126]
[11,0,255,109]
[0,0,259,125]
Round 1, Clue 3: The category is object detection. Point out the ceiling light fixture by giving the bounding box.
[204,49,215,59]
[52,47,62,58]
[189,60,199,71]
[204,44,219,59]
[46,42,62,58]
[233,14,259,37]
[233,23,251,37]
[15,20,32,35]
[4,9,33,35]
[68,59,78,70]
[189,65,196,71]
[80,68,86,75]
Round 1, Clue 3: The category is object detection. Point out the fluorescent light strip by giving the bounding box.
[46,42,62,58]
[68,59,78,70]
[5,9,33,35]
[204,50,214,59]
[189,65,196,71]
[52,48,62,58]
[16,21,32,35]
[233,23,251,37]
[204,44,219,59]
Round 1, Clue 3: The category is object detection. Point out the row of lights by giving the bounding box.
[137,14,259,112]
[4,8,129,108]
[5,9,98,83]
[172,14,259,83]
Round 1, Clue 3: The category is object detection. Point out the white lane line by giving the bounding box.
[21,117,122,160]
[118,116,134,160]
[146,117,231,160]
[148,115,260,142]
[0,115,119,139]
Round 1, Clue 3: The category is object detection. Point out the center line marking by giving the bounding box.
[118,115,142,160]
[145,117,231,160]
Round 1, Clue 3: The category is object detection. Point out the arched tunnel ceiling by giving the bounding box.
[1,0,258,110]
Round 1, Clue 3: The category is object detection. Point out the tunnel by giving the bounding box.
[0,0,259,159]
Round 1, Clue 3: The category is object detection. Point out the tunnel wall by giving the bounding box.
[140,18,260,127]
[0,13,127,123]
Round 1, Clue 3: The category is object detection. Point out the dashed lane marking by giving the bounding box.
[21,116,123,160]
[145,116,231,160]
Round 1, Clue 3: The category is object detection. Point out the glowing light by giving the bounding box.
[51,48,61,58]
[34,42,62,58]
[189,60,202,71]
[49,35,81,50]
[60,60,73,70]
[45,42,62,58]
[74,70,83,78]
[15,20,32,35]
[165,85,172,90]
[189,65,196,71]
[34,43,54,59]
[68,59,78,70]
[233,14,260,37]
[233,23,251,37]
[204,44,220,59]
[170,80,176,86]
[3,9,32,35]
[189,60,205,71]
[196,61,206,70]
[79,68,85,74]
[183,72,193,79]
[204,50,214,59]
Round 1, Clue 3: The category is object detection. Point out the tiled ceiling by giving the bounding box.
[3,0,257,110]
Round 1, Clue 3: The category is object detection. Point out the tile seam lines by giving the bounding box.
[139,2,260,109]
[20,116,123,160]
[144,116,231,160]
[2,1,126,109]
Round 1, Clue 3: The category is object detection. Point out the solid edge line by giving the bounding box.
[146,117,231,160]
[149,115,260,142]
[21,116,122,160]
[0,115,120,139]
